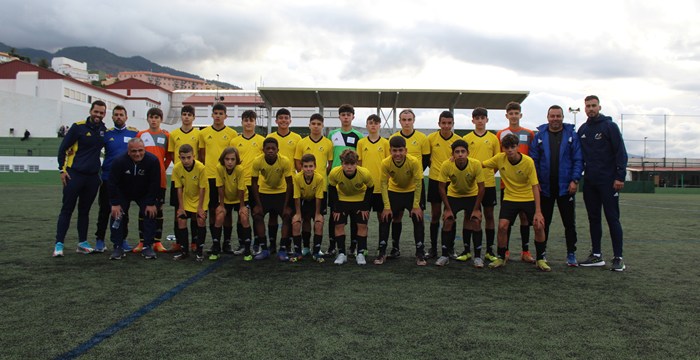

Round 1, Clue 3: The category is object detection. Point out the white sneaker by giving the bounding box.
[334,253,347,265]
[473,257,484,268]
[356,253,366,265]
[435,256,450,266]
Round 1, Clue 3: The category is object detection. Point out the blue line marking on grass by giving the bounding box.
[54,259,227,360]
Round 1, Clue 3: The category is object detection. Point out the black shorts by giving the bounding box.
[389,191,416,216]
[333,200,369,225]
[369,193,384,212]
[499,200,535,224]
[180,210,206,222]
[260,193,291,216]
[208,178,219,209]
[482,187,497,208]
[300,197,321,218]
[157,188,166,207]
[447,196,477,216]
[169,180,178,207]
[246,185,256,208]
[427,179,445,204]
[224,202,246,213]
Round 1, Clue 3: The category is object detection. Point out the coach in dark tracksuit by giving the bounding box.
[530,105,583,266]
[577,95,628,271]
[108,138,161,260]
[54,100,107,256]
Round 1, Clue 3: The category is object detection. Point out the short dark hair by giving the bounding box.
[310,113,324,123]
[178,144,194,154]
[218,146,241,166]
[506,102,521,112]
[339,149,358,164]
[147,108,163,118]
[439,110,454,119]
[501,133,519,148]
[548,105,564,116]
[181,105,195,115]
[451,139,468,152]
[472,107,488,118]
[242,110,257,120]
[90,100,106,111]
[338,104,355,114]
[301,153,316,165]
[276,108,291,118]
[113,105,127,114]
[263,137,278,148]
[584,95,600,103]
[212,103,227,113]
[366,114,381,123]
[389,136,406,148]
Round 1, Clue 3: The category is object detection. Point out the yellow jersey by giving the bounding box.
[381,154,423,209]
[427,131,460,181]
[463,131,500,187]
[172,160,209,212]
[482,153,538,202]
[390,130,430,160]
[328,166,374,202]
[230,132,265,186]
[357,136,390,194]
[293,171,325,200]
[439,159,484,198]
[199,126,238,179]
[168,127,200,165]
[267,131,301,171]
[294,135,334,183]
[215,163,247,204]
[251,154,294,194]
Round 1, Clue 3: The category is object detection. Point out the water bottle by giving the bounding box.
[112,212,122,229]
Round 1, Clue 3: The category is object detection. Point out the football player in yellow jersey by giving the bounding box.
[167,105,200,253]
[171,144,208,261]
[229,110,264,255]
[198,103,238,244]
[380,136,426,266]
[292,154,326,262]
[250,137,294,261]
[294,113,333,256]
[212,147,252,261]
[463,107,501,261]
[357,114,391,262]
[436,140,485,267]
[482,134,549,271]
[425,111,460,260]
[388,109,429,257]
[266,108,301,253]
[328,150,374,265]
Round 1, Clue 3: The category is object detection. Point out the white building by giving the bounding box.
[51,57,98,83]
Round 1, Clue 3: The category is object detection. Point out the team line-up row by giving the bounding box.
[53,95,628,272]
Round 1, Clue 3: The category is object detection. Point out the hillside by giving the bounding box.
[0,42,240,89]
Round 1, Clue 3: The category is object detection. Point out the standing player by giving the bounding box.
[436,140,485,267]
[134,108,171,253]
[199,103,238,253]
[328,104,364,257]
[171,144,208,261]
[389,109,430,258]
[167,105,200,253]
[463,107,501,262]
[250,138,294,260]
[53,100,107,257]
[214,147,252,261]
[294,113,333,255]
[483,134,550,271]
[328,150,374,265]
[380,136,426,266]
[496,101,536,263]
[425,111,460,259]
[291,154,326,262]
[94,105,138,253]
[229,110,264,255]
[357,114,391,264]
[577,95,628,271]
[266,108,301,253]
[530,105,583,267]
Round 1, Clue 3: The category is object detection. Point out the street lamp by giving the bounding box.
[644,136,648,160]
[568,107,580,127]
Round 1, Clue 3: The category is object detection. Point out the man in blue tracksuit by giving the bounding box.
[94,105,139,253]
[53,100,107,257]
[530,105,583,267]
[108,138,161,260]
[577,95,628,272]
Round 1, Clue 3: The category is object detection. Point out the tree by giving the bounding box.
[38,59,50,69]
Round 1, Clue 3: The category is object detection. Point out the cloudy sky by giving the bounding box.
[4,0,700,158]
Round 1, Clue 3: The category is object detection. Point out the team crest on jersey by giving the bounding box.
[377,146,384,152]
[411,140,418,146]
[389,171,396,177]
[354,183,364,189]
[319,146,325,151]
[595,133,603,140]
[109,137,115,142]
[261,169,266,176]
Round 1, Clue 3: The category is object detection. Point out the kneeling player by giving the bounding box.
[172,144,208,261]
[292,154,326,262]
[328,150,374,265]
[482,134,549,271]
[436,140,485,267]
[212,147,252,261]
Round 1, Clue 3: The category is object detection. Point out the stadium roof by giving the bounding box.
[257,87,529,110]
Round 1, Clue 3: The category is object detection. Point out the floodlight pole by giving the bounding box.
[568,107,580,128]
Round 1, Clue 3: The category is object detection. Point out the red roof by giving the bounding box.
[106,77,171,93]
[183,95,265,106]
[0,60,126,99]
